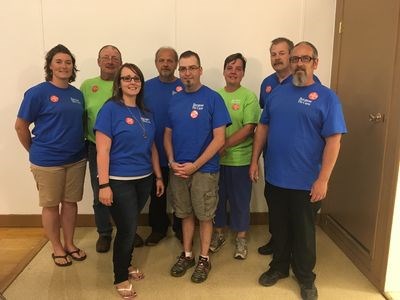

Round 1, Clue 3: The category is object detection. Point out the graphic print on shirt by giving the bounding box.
[50,95,59,103]
[190,102,204,119]
[231,99,241,111]
[125,117,134,125]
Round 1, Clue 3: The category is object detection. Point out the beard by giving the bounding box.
[292,69,307,86]
[160,69,174,78]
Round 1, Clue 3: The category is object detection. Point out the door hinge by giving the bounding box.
[339,21,343,34]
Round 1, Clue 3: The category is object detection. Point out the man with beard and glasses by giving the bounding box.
[257,38,321,256]
[249,41,347,300]
[143,47,183,246]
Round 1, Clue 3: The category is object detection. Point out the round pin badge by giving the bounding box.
[92,85,99,93]
[176,86,183,92]
[232,104,240,111]
[308,92,319,100]
[190,110,199,118]
[125,117,134,125]
[50,95,59,103]
[266,86,272,93]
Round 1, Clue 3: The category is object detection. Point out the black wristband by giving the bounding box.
[99,183,110,189]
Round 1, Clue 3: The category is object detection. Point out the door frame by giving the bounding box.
[320,0,400,291]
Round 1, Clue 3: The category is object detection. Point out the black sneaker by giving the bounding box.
[300,283,318,300]
[96,235,111,253]
[258,269,288,286]
[191,256,211,283]
[145,232,166,246]
[134,233,144,248]
[170,252,195,277]
[258,241,273,255]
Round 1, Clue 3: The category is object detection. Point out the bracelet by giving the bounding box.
[168,160,175,168]
[99,183,110,189]
[155,177,163,181]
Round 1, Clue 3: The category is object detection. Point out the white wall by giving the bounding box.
[0,0,336,215]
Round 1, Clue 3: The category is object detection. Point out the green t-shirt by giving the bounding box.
[218,86,260,166]
[80,77,113,143]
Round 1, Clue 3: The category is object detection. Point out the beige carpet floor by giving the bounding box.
[3,226,385,300]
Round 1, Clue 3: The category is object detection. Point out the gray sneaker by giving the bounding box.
[234,237,248,259]
[209,232,225,253]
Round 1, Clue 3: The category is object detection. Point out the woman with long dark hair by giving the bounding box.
[95,63,164,299]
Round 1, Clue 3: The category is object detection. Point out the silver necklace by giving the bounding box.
[125,105,147,139]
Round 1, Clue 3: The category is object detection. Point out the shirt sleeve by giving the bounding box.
[94,101,113,138]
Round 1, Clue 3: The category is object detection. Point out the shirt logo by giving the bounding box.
[192,103,204,110]
[190,110,199,119]
[50,95,59,103]
[125,117,134,125]
[141,117,151,124]
[176,86,183,92]
[308,92,319,100]
[70,98,81,104]
[298,97,312,106]
[92,85,99,93]
[265,85,272,93]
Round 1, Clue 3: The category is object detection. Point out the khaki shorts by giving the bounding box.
[30,159,87,207]
[168,172,219,221]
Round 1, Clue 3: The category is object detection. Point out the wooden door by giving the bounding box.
[321,0,400,290]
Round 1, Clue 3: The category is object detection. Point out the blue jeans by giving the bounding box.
[88,141,112,236]
[109,176,152,284]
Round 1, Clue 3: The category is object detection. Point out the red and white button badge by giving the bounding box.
[308,92,319,101]
[92,85,99,93]
[50,95,59,103]
[125,117,134,125]
[176,86,183,92]
[232,104,240,111]
[265,85,272,93]
[190,110,199,119]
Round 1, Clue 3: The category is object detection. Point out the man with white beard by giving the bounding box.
[249,41,347,300]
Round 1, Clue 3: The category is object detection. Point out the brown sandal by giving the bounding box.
[51,253,72,267]
[66,248,87,261]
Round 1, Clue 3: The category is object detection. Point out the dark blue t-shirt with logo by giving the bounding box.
[17,81,85,166]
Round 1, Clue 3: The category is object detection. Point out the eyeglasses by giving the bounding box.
[120,76,141,83]
[178,65,201,73]
[99,56,121,63]
[289,56,316,63]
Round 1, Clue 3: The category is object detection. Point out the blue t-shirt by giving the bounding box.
[94,100,156,177]
[144,77,183,167]
[166,85,232,173]
[259,73,320,108]
[260,82,347,190]
[17,81,85,166]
